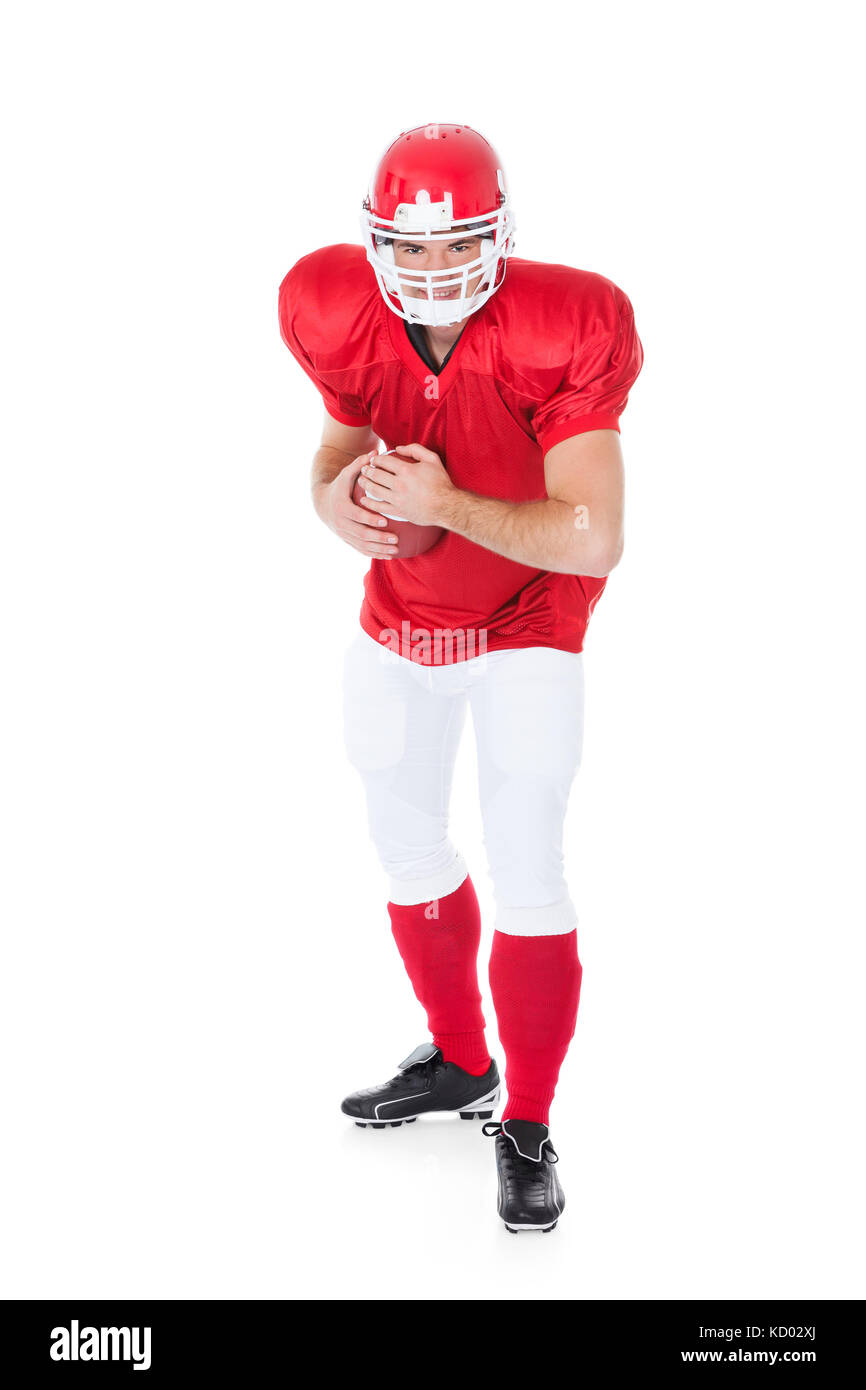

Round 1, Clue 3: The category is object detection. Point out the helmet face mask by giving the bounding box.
[360,125,515,328]
[365,216,512,328]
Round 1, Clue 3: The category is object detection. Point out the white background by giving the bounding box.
[1,0,863,1301]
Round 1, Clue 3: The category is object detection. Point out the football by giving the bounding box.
[352,449,445,558]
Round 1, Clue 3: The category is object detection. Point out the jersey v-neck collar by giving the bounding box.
[386,306,475,401]
[403,321,462,375]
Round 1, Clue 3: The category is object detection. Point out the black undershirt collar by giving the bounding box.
[404,321,463,375]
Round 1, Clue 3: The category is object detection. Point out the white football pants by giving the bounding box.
[343,630,584,937]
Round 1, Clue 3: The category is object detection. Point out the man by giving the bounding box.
[279,123,643,1233]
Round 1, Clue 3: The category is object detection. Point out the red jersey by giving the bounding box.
[279,244,643,663]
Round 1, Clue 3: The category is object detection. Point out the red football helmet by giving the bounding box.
[360,123,515,327]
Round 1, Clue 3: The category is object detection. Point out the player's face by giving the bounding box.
[392,236,485,313]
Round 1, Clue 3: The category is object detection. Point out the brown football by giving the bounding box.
[352,450,445,558]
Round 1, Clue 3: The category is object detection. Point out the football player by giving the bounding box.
[279,124,643,1233]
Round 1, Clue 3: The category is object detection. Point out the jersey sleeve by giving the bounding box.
[531,288,643,454]
[278,261,372,428]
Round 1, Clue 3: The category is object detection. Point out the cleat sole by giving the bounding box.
[501,1219,559,1234]
[344,1081,500,1126]
[345,1103,494,1125]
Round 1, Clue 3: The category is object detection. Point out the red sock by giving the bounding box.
[388,877,491,1076]
[489,928,582,1125]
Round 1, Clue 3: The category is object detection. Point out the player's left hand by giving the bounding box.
[358,444,455,527]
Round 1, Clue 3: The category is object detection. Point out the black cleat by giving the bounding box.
[341,1044,500,1126]
[483,1119,565,1233]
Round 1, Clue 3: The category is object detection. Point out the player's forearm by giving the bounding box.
[311,446,356,521]
[437,490,622,577]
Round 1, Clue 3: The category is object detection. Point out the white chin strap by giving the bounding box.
[360,198,515,327]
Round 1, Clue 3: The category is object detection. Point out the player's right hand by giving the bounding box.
[320,453,399,559]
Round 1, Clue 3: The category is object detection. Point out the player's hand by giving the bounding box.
[358,443,455,527]
[319,452,400,559]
